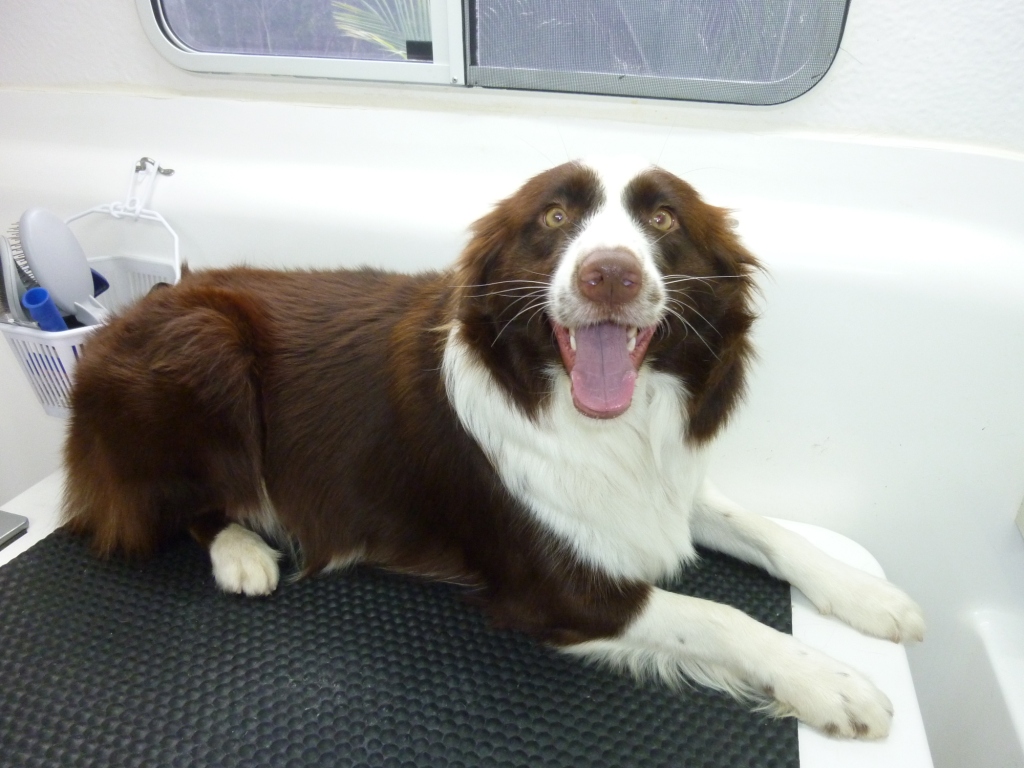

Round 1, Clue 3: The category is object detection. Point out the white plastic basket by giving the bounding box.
[3,255,177,417]
[1,158,179,417]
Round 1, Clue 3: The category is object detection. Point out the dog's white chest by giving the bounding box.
[444,333,705,582]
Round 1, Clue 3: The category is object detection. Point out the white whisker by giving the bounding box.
[525,303,549,329]
[467,288,549,300]
[493,300,548,345]
[497,292,550,317]
[666,297,720,337]
[662,305,719,360]
[452,279,549,289]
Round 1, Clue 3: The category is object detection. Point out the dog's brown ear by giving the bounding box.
[453,161,586,314]
[669,176,761,279]
[673,184,762,444]
[453,206,511,310]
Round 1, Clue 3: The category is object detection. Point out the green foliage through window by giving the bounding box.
[333,0,431,60]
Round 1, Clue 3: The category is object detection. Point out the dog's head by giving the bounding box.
[453,158,760,442]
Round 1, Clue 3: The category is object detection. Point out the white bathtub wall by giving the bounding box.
[1,2,1024,767]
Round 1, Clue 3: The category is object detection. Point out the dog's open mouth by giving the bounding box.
[552,321,656,419]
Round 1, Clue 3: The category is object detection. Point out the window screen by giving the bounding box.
[157,0,435,62]
[469,0,850,104]
[144,0,847,102]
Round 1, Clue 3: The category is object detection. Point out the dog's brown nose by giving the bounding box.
[577,250,643,306]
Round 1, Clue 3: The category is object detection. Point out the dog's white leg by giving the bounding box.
[565,588,894,738]
[690,480,925,643]
[209,523,281,596]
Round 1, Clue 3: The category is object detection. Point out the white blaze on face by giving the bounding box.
[550,157,666,327]
[548,157,668,419]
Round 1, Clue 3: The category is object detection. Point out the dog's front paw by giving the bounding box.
[768,646,893,739]
[210,523,281,596]
[804,567,925,644]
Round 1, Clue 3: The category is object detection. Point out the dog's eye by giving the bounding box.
[650,209,676,232]
[544,207,568,228]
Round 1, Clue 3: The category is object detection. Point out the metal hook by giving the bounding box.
[134,157,175,176]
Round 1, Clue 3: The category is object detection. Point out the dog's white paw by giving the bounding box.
[768,646,894,739]
[802,567,925,644]
[210,523,281,596]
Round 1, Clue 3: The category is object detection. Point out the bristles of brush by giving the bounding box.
[6,222,38,288]
[0,236,9,314]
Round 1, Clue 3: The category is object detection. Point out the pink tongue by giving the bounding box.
[570,323,637,418]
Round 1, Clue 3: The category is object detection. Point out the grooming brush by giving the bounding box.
[0,232,35,324]
[5,208,110,327]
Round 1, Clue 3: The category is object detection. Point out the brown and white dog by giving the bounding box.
[62,158,924,739]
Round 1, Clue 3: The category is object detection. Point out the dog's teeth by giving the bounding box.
[569,330,577,351]
[627,327,638,352]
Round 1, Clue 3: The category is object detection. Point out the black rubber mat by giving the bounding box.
[0,530,797,768]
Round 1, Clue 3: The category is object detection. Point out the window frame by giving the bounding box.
[136,0,467,85]
[137,0,849,105]
[465,0,851,106]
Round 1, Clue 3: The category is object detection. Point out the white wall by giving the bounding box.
[1,0,1023,154]
[2,2,1024,767]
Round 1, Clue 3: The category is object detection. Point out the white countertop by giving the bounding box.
[1,471,933,766]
